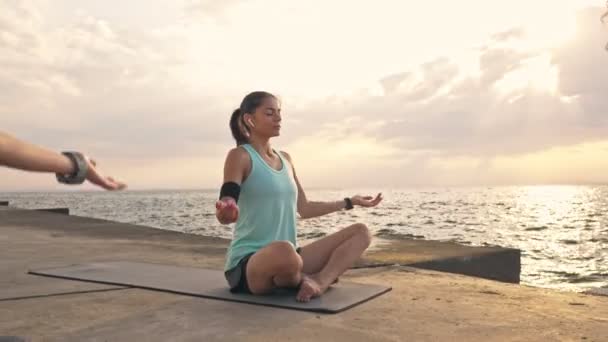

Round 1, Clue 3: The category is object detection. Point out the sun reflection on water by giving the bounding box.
[513,186,606,290]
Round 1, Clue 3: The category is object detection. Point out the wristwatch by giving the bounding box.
[56,151,89,185]
[344,197,354,210]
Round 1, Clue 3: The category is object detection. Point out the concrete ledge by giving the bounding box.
[34,208,70,215]
[407,248,520,283]
[585,287,608,297]
[363,238,521,283]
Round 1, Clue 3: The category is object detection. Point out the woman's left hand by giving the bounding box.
[351,193,383,208]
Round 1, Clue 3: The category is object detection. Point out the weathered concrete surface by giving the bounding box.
[1,208,607,341]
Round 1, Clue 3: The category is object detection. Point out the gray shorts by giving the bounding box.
[224,247,302,294]
[224,252,254,294]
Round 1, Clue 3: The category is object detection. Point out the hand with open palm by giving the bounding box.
[351,193,383,208]
[85,157,127,191]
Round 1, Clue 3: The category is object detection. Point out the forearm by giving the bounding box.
[0,132,74,174]
[299,199,347,219]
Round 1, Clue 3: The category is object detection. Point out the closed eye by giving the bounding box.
[265,109,281,115]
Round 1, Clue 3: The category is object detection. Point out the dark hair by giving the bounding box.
[229,91,276,146]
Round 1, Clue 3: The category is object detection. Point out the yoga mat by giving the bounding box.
[29,261,391,313]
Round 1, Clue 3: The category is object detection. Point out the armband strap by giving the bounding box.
[220,182,241,203]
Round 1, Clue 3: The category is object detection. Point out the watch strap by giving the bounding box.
[344,197,354,210]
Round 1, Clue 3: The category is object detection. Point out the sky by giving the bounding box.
[1,0,608,191]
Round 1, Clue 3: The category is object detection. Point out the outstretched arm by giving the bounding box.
[0,131,126,190]
[0,131,74,174]
[281,151,382,219]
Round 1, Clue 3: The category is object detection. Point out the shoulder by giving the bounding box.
[279,150,293,164]
[227,146,249,158]
[223,146,252,181]
[225,146,251,166]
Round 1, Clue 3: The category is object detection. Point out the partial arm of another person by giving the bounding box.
[0,131,126,190]
[281,151,382,220]
[0,131,74,174]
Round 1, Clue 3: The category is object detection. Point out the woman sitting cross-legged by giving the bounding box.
[216,91,382,302]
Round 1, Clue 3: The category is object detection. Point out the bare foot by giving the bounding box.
[296,274,330,302]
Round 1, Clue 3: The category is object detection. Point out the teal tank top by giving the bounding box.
[224,144,299,271]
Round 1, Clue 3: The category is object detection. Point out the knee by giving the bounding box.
[267,240,297,254]
[267,241,302,274]
[353,223,372,248]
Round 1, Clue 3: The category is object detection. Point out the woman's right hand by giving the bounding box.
[216,197,239,224]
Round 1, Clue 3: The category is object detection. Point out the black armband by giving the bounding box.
[220,182,241,202]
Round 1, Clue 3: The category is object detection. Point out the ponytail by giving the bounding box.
[229,109,249,146]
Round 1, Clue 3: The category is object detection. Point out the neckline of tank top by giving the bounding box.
[245,144,285,174]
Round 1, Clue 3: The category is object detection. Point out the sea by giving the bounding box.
[4,185,607,292]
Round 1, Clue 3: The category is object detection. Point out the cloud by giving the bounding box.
[285,7,608,164]
[553,8,608,127]
[381,58,460,101]
[491,27,526,42]
[478,48,534,86]
[184,0,247,20]
[1,0,238,159]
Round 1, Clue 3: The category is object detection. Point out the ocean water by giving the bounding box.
[4,185,607,292]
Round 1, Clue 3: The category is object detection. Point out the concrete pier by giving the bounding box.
[1,207,607,341]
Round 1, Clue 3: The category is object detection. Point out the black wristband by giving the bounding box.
[344,197,354,210]
[220,182,241,203]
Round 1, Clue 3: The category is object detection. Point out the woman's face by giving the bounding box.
[247,96,282,138]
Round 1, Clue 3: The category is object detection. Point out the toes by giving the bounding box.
[296,287,313,302]
[296,293,307,302]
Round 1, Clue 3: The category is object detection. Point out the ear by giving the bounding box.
[243,113,255,128]
[237,116,250,137]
